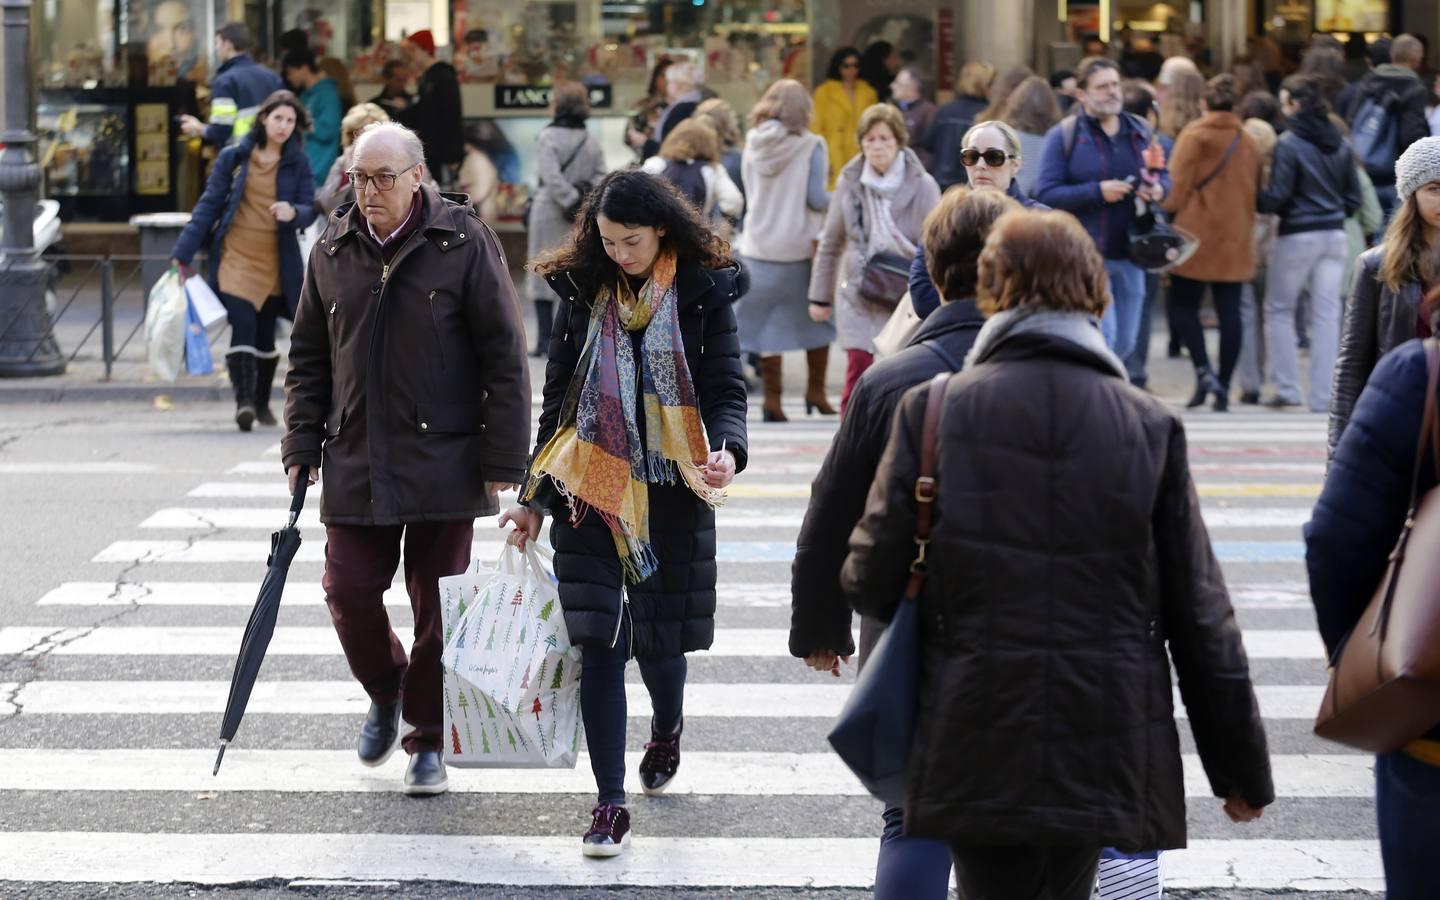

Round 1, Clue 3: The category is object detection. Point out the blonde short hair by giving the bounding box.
[956,61,997,98]
[856,103,908,148]
[695,98,741,149]
[341,103,390,148]
[659,118,720,163]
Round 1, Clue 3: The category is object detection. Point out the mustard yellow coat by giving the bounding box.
[813,79,879,190]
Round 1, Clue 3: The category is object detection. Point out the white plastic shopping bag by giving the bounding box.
[183,273,227,330]
[144,267,188,382]
[440,542,581,768]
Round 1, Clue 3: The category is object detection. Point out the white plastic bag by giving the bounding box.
[440,543,581,768]
[144,267,187,382]
[872,291,921,359]
[183,274,227,330]
[297,218,324,273]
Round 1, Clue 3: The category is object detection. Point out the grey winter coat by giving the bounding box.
[525,124,608,302]
[809,149,941,352]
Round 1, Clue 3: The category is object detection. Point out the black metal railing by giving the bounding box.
[0,252,221,380]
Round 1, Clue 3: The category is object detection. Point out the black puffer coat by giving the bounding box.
[530,260,750,658]
[842,330,1273,850]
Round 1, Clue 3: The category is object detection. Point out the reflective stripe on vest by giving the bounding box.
[230,104,262,140]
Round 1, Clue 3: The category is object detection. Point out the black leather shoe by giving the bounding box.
[1239,391,1261,405]
[404,751,449,796]
[357,701,401,767]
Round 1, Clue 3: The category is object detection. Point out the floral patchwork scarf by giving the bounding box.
[523,250,725,581]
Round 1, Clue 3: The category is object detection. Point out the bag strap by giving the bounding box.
[540,133,588,188]
[1371,337,1440,643]
[1193,131,1243,194]
[904,373,950,601]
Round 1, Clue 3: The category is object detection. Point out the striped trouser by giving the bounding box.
[1097,848,1162,899]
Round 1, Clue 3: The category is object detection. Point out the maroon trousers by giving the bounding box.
[322,521,473,754]
[841,348,875,416]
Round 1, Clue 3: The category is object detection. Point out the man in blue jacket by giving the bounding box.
[1034,57,1169,362]
[178,22,283,147]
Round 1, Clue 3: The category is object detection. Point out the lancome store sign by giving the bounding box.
[495,85,613,110]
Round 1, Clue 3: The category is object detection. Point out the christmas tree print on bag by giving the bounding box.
[439,542,581,768]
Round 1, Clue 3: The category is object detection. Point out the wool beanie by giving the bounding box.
[1395,136,1440,203]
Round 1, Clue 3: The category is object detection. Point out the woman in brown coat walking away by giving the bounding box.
[1163,74,1263,411]
[842,209,1274,899]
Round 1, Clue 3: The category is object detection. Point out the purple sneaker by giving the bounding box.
[582,802,630,858]
[639,719,682,796]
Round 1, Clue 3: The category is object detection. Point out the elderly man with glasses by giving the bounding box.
[281,121,531,795]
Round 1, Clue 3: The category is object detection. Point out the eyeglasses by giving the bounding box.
[960,148,1015,168]
[347,169,404,192]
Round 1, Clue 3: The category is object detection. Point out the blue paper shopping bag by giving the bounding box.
[182,289,214,376]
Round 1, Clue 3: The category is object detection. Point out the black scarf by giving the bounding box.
[552,114,588,130]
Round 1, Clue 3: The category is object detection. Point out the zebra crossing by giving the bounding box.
[0,411,1386,892]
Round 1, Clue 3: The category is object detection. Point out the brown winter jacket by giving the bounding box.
[282,185,532,524]
[841,325,1273,851]
[1164,111,1263,283]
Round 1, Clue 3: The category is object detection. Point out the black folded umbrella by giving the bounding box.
[213,470,310,775]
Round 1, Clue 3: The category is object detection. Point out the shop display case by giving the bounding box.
[37,86,196,222]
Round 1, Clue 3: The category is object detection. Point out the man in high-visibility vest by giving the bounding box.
[178,22,283,147]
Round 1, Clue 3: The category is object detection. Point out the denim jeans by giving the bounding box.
[1237,275,1267,395]
[876,806,952,900]
[1264,230,1347,410]
[1124,272,1160,387]
[1376,749,1440,899]
[1102,259,1147,362]
[579,629,687,805]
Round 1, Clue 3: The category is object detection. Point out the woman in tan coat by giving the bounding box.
[1163,74,1263,412]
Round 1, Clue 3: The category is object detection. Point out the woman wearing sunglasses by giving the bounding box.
[909,121,1046,320]
[814,47,878,190]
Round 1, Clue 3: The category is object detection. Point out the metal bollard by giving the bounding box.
[100,257,113,381]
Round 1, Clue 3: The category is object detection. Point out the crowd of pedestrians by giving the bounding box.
[160,15,1440,894]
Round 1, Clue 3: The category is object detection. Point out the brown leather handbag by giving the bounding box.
[1314,338,1440,752]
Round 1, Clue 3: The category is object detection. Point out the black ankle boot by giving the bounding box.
[227,355,257,431]
[1187,368,1222,409]
[254,357,279,426]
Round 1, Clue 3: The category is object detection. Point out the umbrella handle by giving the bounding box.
[213,739,228,776]
[288,466,309,529]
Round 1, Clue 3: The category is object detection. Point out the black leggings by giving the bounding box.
[1168,276,1242,388]
[221,293,284,358]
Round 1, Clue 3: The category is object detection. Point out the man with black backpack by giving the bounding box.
[1035,57,1169,363]
[1346,34,1430,217]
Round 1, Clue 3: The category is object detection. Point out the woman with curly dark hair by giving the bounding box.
[500,169,749,859]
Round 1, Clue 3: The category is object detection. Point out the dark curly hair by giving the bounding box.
[531,169,733,304]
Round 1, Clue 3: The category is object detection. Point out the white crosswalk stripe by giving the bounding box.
[0,680,1331,718]
[0,833,1384,889]
[5,411,1385,892]
[0,749,1375,797]
[0,625,1327,660]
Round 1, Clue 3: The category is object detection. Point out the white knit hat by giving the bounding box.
[1395,136,1440,203]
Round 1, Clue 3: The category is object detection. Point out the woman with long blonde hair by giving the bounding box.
[1158,71,1205,140]
[1330,136,1440,456]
